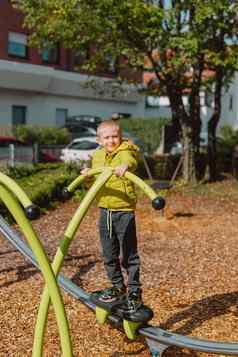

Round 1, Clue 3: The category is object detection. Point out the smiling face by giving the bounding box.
[97,123,122,153]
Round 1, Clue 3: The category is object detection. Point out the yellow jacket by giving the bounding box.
[92,141,139,210]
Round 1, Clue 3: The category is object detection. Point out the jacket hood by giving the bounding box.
[103,140,140,156]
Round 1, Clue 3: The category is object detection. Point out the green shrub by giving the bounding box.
[217,125,238,172]
[135,154,180,180]
[16,164,81,206]
[120,117,170,154]
[153,155,180,180]
[0,163,84,221]
[13,125,70,145]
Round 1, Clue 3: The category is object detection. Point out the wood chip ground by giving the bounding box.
[1,180,238,356]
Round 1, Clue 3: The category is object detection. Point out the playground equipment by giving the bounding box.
[1,169,238,356]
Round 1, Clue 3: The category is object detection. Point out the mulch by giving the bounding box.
[1,185,238,357]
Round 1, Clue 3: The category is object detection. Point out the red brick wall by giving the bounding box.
[0,1,142,81]
[0,0,71,69]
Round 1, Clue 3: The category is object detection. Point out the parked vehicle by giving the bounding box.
[60,137,99,163]
[64,116,100,140]
[66,115,102,126]
[64,117,146,151]
[0,136,25,147]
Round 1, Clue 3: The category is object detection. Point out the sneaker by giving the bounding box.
[98,286,126,303]
[123,289,143,314]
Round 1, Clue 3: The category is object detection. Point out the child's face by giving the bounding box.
[97,126,121,153]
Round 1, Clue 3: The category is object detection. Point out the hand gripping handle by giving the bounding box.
[63,168,165,210]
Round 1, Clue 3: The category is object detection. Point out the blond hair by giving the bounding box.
[97,119,121,137]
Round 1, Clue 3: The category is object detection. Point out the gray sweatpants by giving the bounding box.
[99,208,141,293]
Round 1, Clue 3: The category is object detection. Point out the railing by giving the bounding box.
[0,144,64,168]
[0,144,34,168]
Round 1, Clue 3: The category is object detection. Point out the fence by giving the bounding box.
[0,144,34,168]
[0,144,64,168]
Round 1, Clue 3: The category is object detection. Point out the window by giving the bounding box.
[104,54,117,74]
[229,95,233,111]
[73,48,90,68]
[42,46,59,64]
[8,32,28,58]
[205,90,214,107]
[69,141,99,150]
[12,106,27,125]
[56,108,68,127]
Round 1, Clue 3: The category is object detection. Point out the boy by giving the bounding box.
[81,119,142,313]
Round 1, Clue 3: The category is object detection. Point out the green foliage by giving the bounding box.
[0,163,83,220]
[13,125,70,145]
[6,163,63,179]
[153,155,180,181]
[6,164,40,179]
[15,163,82,208]
[120,117,170,154]
[135,154,180,181]
[217,125,238,171]
[219,125,238,148]
[12,0,238,181]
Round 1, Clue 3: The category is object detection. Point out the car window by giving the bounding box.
[69,141,99,150]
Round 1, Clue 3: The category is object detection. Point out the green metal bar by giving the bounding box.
[34,168,113,356]
[67,168,104,192]
[68,167,158,201]
[124,171,157,201]
[0,184,73,357]
[0,171,33,208]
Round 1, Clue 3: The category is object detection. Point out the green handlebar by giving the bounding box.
[66,168,165,209]
[67,167,157,199]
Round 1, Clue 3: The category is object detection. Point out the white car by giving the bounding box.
[60,137,99,163]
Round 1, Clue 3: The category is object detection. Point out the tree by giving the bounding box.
[12,0,238,182]
[203,1,238,180]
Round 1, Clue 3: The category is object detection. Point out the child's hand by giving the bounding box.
[80,167,90,176]
[114,164,128,177]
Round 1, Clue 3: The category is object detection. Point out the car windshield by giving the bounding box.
[68,141,99,150]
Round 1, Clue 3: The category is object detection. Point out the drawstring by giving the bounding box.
[107,209,113,239]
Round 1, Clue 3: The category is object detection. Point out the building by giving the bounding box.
[0,0,237,136]
[0,0,150,133]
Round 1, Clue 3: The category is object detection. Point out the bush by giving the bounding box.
[13,125,70,145]
[0,163,83,219]
[217,125,238,172]
[153,155,180,180]
[16,164,82,206]
[136,154,180,180]
[120,117,170,154]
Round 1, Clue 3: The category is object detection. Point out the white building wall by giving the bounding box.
[0,90,145,127]
[1,58,238,135]
[0,59,146,130]
[219,73,238,131]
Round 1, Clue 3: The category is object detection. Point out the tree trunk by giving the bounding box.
[166,78,197,183]
[207,69,223,181]
[181,124,197,182]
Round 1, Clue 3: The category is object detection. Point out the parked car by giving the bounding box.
[60,137,99,163]
[66,115,102,126]
[60,131,147,164]
[64,116,100,140]
[0,136,58,163]
[64,118,146,152]
[0,136,25,147]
